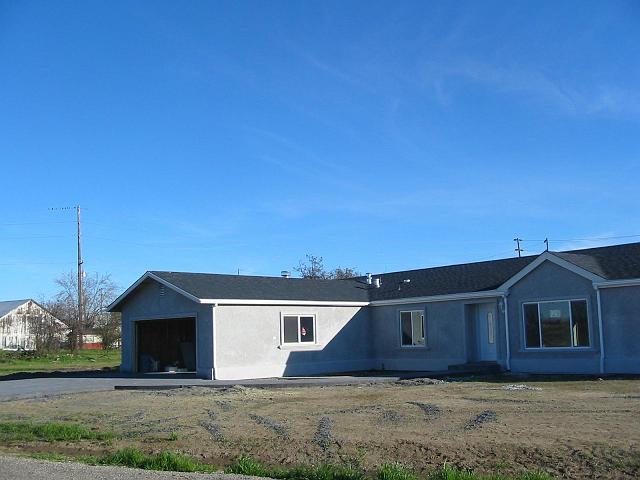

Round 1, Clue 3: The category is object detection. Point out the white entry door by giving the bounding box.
[477,303,497,361]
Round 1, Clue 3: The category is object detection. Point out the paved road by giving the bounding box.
[0,455,264,480]
[0,371,438,401]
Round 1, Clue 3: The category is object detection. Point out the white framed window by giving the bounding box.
[281,314,316,345]
[523,299,590,349]
[400,310,425,347]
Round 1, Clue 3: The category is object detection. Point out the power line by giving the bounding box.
[0,261,75,266]
[0,221,75,226]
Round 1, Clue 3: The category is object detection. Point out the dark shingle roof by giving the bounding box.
[150,271,371,303]
[552,242,640,280]
[111,242,640,309]
[0,299,30,319]
[366,256,537,301]
[368,242,640,301]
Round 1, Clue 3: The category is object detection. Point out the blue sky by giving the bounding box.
[1,0,639,299]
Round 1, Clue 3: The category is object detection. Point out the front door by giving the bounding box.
[477,303,497,361]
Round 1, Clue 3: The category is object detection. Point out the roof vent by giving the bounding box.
[159,284,166,297]
[366,273,372,285]
[281,270,291,278]
[373,278,381,288]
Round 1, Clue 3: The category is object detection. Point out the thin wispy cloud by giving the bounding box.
[418,60,640,118]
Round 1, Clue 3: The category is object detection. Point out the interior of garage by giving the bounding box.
[136,317,196,373]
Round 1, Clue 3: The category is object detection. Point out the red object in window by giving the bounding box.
[300,327,307,336]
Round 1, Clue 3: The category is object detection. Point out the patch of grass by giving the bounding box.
[0,421,113,443]
[28,452,72,462]
[226,455,272,477]
[0,349,121,376]
[91,447,215,473]
[168,431,179,441]
[378,463,418,480]
[225,456,364,480]
[426,464,553,480]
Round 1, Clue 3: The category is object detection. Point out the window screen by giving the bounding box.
[283,316,299,343]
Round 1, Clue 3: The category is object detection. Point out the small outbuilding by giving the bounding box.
[109,242,640,379]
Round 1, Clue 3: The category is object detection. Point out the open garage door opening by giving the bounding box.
[136,317,196,373]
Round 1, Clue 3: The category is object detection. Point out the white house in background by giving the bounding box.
[0,299,67,350]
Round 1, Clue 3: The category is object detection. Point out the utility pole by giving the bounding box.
[514,237,523,258]
[76,206,84,350]
[50,205,84,350]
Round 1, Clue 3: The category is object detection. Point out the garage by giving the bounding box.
[136,317,196,373]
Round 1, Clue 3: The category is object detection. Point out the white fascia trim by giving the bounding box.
[498,252,605,291]
[199,299,369,306]
[593,278,640,289]
[370,290,504,306]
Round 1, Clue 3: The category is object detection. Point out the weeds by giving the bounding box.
[0,421,113,443]
[90,447,215,473]
[378,463,418,480]
[427,464,552,480]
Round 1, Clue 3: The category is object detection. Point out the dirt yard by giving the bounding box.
[1,377,639,479]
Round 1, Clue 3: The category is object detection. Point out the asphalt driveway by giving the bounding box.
[0,370,430,401]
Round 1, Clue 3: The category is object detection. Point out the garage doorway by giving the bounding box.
[136,317,196,373]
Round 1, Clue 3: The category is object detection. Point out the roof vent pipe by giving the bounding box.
[281,271,291,278]
[373,278,381,288]
[366,273,372,285]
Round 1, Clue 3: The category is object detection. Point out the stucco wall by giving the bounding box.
[118,279,214,379]
[214,305,373,379]
[507,260,600,374]
[600,285,640,373]
[370,299,503,371]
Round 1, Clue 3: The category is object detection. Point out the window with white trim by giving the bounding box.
[400,310,425,347]
[282,315,315,344]
[523,300,590,349]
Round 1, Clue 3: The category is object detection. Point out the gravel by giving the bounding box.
[314,416,333,453]
[381,409,405,423]
[200,421,224,441]
[249,414,289,439]
[502,384,542,391]
[465,410,498,429]
[407,401,441,419]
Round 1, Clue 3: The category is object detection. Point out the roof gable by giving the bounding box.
[0,299,31,319]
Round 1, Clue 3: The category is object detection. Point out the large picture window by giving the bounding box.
[523,300,590,349]
[282,315,315,344]
[400,310,425,347]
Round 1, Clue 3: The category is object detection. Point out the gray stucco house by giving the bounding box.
[109,242,640,379]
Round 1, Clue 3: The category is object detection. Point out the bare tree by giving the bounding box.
[46,271,120,350]
[330,267,361,279]
[294,254,361,280]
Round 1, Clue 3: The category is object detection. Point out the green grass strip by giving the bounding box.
[0,421,113,443]
[92,447,215,473]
